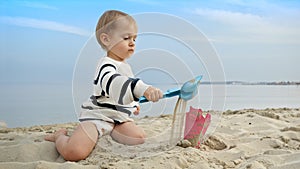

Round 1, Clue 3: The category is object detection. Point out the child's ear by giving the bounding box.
[100,33,110,46]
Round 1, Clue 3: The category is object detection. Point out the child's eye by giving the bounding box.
[123,36,137,42]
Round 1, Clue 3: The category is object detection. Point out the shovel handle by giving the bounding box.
[139,88,180,103]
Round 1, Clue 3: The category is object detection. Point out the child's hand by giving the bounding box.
[133,106,140,115]
[143,86,163,102]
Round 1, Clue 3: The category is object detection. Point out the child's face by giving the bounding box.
[107,18,137,61]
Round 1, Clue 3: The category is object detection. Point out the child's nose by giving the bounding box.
[129,39,135,46]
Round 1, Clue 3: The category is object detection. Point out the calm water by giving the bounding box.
[0,84,299,128]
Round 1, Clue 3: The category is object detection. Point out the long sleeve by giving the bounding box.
[93,57,149,105]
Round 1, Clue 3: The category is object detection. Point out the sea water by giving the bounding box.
[0,84,299,127]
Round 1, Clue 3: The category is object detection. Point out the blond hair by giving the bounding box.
[95,10,136,49]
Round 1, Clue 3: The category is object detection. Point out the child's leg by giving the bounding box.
[110,121,146,145]
[44,121,98,161]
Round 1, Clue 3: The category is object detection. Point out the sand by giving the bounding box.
[1,108,300,169]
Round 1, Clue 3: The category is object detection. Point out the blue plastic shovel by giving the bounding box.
[139,75,202,103]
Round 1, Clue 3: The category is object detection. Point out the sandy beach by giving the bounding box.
[0,108,300,169]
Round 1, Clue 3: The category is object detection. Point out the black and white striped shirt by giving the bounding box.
[80,56,149,123]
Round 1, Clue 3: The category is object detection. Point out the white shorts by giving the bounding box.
[84,120,115,137]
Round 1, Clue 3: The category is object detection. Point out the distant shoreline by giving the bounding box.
[151,81,300,86]
[201,81,300,86]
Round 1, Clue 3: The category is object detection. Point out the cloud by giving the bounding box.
[192,8,300,44]
[0,16,91,37]
[194,8,264,28]
[20,1,58,10]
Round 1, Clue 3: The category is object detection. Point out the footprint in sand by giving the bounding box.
[281,126,300,132]
[204,135,227,150]
[257,111,280,120]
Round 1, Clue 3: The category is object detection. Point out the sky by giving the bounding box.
[1,0,300,86]
[1,0,300,127]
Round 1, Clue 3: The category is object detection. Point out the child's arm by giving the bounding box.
[95,63,160,105]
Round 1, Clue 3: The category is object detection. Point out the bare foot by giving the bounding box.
[44,129,68,142]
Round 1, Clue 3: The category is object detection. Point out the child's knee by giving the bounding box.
[138,136,145,144]
[134,132,146,144]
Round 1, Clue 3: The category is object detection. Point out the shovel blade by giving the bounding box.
[180,75,202,101]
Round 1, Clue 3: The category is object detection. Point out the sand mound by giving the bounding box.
[1,108,300,169]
